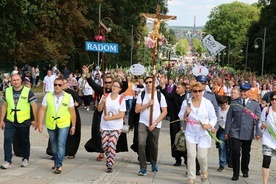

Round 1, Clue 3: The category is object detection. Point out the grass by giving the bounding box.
[31,85,43,93]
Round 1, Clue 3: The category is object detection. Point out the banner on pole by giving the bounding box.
[202,35,225,57]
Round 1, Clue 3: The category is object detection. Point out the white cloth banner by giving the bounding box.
[202,35,226,57]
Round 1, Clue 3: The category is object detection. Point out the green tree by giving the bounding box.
[175,38,188,56]
[204,1,260,68]
[192,38,206,56]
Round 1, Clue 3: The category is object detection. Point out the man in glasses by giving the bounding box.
[225,82,262,181]
[37,77,76,174]
[0,74,38,169]
[82,66,128,160]
[135,76,167,176]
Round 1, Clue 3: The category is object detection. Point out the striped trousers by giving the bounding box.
[101,130,121,168]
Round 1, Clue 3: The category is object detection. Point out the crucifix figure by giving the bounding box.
[140,5,177,54]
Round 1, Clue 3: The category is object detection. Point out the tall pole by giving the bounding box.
[227,44,231,66]
[130,25,134,66]
[97,2,102,67]
[261,28,267,76]
[245,37,249,69]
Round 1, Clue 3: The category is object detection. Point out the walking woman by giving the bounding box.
[178,82,217,184]
[97,79,126,173]
[260,91,276,184]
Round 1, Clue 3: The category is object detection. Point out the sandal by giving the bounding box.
[106,167,113,173]
[54,167,62,174]
[201,172,208,182]
[187,178,195,184]
[68,155,75,159]
[96,153,104,161]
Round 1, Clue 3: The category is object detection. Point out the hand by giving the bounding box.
[202,124,211,130]
[256,135,262,140]
[0,121,5,130]
[148,99,154,107]
[70,127,75,135]
[74,102,79,107]
[117,69,125,79]
[225,134,229,140]
[260,122,267,130]
[101,96,106,103]
[148,124,156,132]
[82,65,89,74]
[180,127,184,131]
[37,125,43,133]
[103,116,110,121]
[211,128,217,133]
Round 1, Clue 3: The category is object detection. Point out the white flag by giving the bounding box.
[202,35,226,57]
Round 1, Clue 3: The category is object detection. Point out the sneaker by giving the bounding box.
[138,169,147,176]
[21,159,29,167]
[151,165,158,172]
[217,167,224,172]
[1,161,11,169]
[106,167,113,173]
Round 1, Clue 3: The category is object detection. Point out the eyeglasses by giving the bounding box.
[145,81,152,84]
[112,85,120,88]
[54,83,63,87]
[105,81,112,84]
[271,98,276,101]
[192,90,203,93]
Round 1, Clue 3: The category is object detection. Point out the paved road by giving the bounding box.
[0,93,275,184]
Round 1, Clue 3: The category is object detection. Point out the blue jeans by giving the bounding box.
[4,122,30,163]
[217,128,227,168]
[48,127,69,168]
[126,99,133,114]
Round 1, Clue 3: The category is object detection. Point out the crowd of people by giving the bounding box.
[0,60,275,184]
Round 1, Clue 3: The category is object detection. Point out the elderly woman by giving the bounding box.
[178,82,217,184]
[259,91,276,184]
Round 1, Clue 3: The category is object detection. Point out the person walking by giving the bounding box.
[82,66,128,161]
[135,76,167,176]
[37,77,76,174]
[0,73,38,169]
[225,82,262,181]
[178,82,217,184]
[43,70,56,94]
[97,79,126,173]
[259,91,276,184]
[159,77,187,166]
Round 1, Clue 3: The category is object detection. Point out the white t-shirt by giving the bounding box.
[82,80,93,96]
[218,106,229,129]
[42,92,74,113]
[136,91,167,128]
[43,75,56,92]
[100,94,126,130]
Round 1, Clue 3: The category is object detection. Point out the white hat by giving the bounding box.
[11,71,18,75]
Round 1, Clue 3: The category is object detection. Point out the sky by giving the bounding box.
[167,0,258,26]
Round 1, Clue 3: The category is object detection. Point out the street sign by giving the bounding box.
[129,64,145,75]
[85,41,119,53]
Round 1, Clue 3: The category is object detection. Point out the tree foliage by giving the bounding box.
[175,38,189,56]
[0,0,173,70]
[192,38,205,56]
[204,1,261,69]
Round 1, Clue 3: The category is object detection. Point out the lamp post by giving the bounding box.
[130,25,141,65]
[254,28,266,77]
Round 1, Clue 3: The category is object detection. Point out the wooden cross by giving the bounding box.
[140,5,177,54]
[140,5,176,126]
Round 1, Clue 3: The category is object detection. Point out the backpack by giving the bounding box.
[174,131,186,152]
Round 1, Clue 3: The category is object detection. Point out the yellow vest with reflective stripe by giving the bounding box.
[6,86,31,123]
[45,92,71,130]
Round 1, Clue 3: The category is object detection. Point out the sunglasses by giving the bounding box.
[105,82,112,84]
[54,83,63,87]
[192,90,203,93]
[271,98,276,101]
[145,81,152,84]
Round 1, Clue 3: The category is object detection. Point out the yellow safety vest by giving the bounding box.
[45,92,71,130]
[6,86,31,123]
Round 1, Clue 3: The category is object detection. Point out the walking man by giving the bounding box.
[37,77,76,174]
[225,82,262,181]
[135,76,167,176]
[0,73,38,169]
